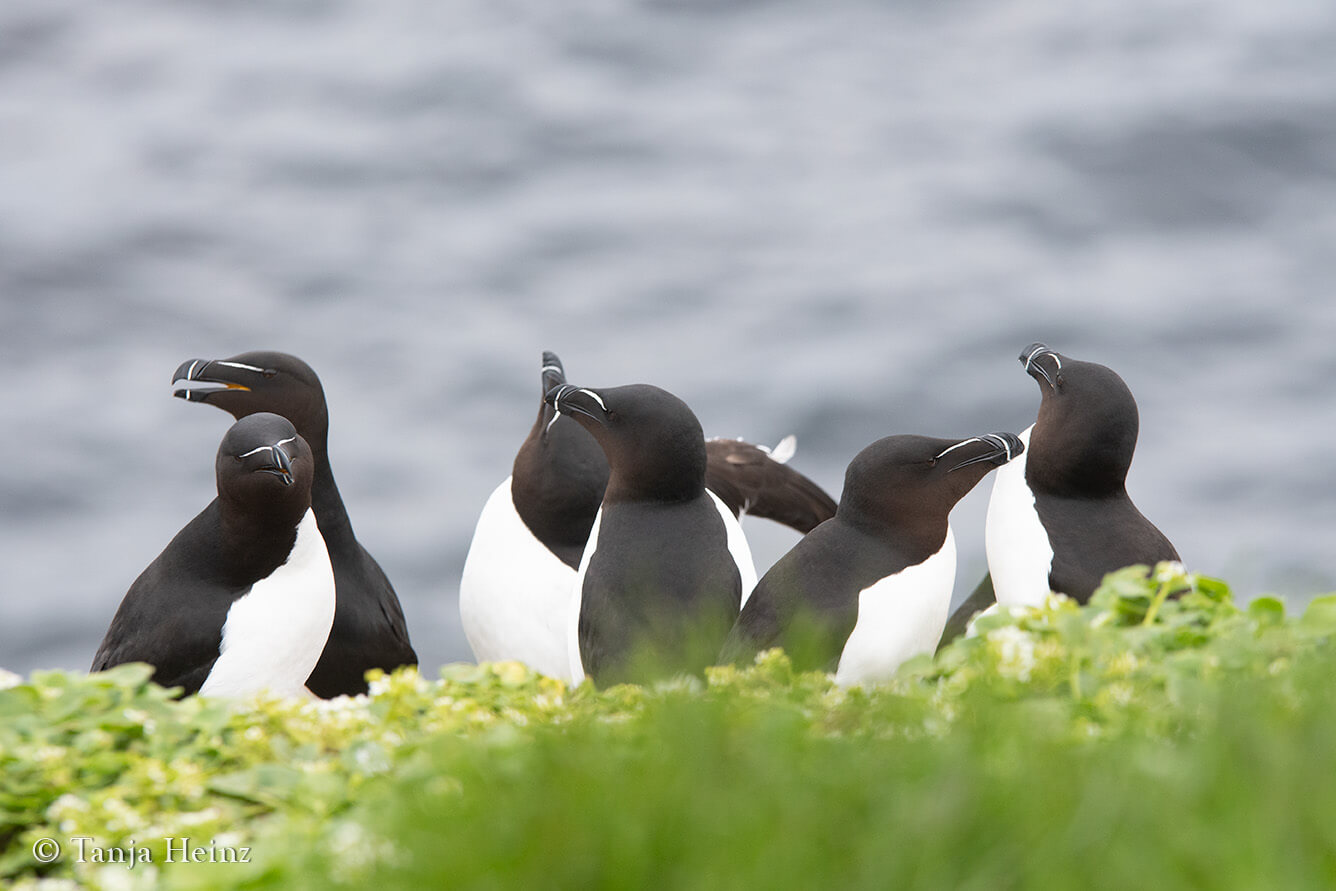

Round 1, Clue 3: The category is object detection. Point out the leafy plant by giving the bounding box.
[3,564,1335,890]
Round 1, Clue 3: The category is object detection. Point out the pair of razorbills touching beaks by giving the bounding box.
[462,343,1179,689]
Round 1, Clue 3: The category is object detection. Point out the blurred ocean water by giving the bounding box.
[2,0,1334,675]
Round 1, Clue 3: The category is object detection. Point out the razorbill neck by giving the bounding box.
[91,413,335,698]
[172,351,416,696]
[722,432,1022,685]
[546,382,758,687]
[986,342,1180,608]
[459,351,834,680]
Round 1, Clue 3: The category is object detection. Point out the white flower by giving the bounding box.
[0,668,22,690]
[123,708,156,734]
[1043,591,1072,609]
[95,864,158,891]
[45,793,90,820]
[1154,561,1187,583]
[101,795,145,832]
[1105,652,1140,678]
[351,744,391,775]
[17,880,83,891]
[174,807,223,827]
[988,626,1037,682]
[214,831,245,849]
[324,821,399,880]
[33,746,66,765]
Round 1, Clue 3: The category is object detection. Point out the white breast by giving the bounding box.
[834,526,957,687]
[200,509,335,699]
[459,477,577,681]
[985,425,1055,608]
[707,489,759,607]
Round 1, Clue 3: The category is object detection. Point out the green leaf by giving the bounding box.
[1248,597,1286,626]
[1300,594,1336,630]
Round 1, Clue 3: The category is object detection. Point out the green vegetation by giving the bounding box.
[4,564,1336,890]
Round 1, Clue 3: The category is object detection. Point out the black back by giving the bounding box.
[1022,344,1179,600]
[172,350,416,695]
[550,383,742,685]
[91,414,315,694]
[510,353,610,569]
[723,433,1021,671]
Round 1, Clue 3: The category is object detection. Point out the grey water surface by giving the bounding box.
[2,0,1334,676]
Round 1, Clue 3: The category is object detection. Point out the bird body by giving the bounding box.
[93,413,335,698]
[987,344,1179,607]
[725,432,1023,685]
[549,382,756,686]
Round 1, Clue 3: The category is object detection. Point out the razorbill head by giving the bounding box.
[546,382,758,687]
[172,350,416,696]
[511,352,610,569]
[91,413,335,698]
[174,352,327,440]
[986,342,1180,608]
[723,432,1023,685]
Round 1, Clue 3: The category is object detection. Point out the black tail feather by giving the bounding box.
[705,438,837,534]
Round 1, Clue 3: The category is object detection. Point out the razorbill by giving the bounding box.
[986,342,1180,607]
[722,432,1023,685]
[459,352,608,679]
[91,413,335,698]
[172,351,416,696]
[546,382,758,687]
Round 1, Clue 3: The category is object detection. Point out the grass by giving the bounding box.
[4,564,1336,890]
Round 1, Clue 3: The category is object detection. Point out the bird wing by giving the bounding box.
[705,437,837,533]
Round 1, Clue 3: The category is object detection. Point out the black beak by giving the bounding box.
[945,432,1025,472]
[544,383,610,427]
[541,351,567,394]
[172,358,252,402]
[253,444,295,486]
[538,352,567,441]
[1019,342,1061,391]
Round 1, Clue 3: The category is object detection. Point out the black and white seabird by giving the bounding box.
[985,343,1180,607]
[91,413,335,698]
[172,351,416,696]
[545,382,758,686]
[459,353,609,679]
[459,352,834,680]
[722,432,1023,685]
